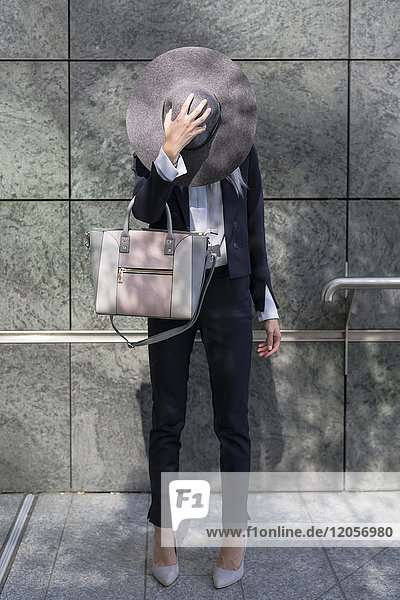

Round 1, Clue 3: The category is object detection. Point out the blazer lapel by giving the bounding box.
[175,179,239,234]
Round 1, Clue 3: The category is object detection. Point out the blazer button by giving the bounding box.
[233,242,238,249]
[233,221,237,228]
[171,211,178,217]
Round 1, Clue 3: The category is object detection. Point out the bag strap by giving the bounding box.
[109,252,217,349]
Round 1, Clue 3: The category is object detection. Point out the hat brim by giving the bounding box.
[126,46,257,187]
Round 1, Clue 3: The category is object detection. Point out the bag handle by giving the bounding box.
[119,195,176,255]
[109,251,217,348]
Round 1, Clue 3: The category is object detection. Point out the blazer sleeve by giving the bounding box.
[130,151,175,224]
[247,144,280,311]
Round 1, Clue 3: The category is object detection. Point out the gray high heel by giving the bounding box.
[213,535,247,589]
[151,540,179,586]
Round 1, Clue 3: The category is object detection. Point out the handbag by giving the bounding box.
[84,195,222,349]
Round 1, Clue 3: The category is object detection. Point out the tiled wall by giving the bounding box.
[0,1,399,492]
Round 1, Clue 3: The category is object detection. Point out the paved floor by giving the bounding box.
[0,492,399,599]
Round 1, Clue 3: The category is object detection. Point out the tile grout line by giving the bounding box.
[297,491,348,599]
[324,545,396,593]
[313,579,347,600]
[68,0,71,201]
[68,0,73,492]
[343,0,352,503]
[43,493,73,599]
[317,546,349,599]
[0,58,399,62]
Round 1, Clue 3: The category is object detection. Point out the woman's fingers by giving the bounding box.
[257,334,281,358]
[193,106,211,124]
[164,92,212,151]
[189,99,210,122]
[163,107,172,126]
[179,92,211,122]
[257,342,278,357]
[179,92,195,116]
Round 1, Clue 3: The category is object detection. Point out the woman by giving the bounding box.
[131,91,282,588]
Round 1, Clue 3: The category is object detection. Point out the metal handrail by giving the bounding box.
[321,276,400,374]
[321,277,400,302]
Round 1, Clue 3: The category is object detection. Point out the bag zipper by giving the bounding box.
[118,266,173,282]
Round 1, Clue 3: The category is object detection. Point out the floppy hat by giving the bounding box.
[126,46,257,187]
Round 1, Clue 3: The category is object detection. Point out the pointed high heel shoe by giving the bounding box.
[151,539,179,586]
[213,535,247,589]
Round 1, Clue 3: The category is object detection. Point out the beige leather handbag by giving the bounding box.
[85,196,219,349]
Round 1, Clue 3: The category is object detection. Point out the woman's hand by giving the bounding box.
[162,92,211,164]
[257,318,281,358]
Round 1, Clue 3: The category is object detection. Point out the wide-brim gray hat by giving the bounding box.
[126,46,257,187]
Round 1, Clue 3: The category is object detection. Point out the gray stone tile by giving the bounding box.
[71,200,149,330]
[171,339,342,475]
[340,573,400,599]
[0,201,69,329]
[0,345,70,491]
[2,493,149,599]
[0,493,72,600]
[326,547,391,581]
[0,62,68,199]
[0,1,68,59]
[350,62,400,198]
[351,0,400,59]
[326,546,400,580]
[169,339,342,478]
[247,491,310,525]
[377,492,400,522]
[239,61,348,198]
[0,493,25,547]
[346,343,400,471]
[70,0,348,60]
[26,492,146,599]
[348,200,400,329]
[46,576,144,600]
[301,491,393,524]
[146,573,244,598]
[70,62,142,199]
[318,586,346,599]
[71,343,152,491]
[52,517,146,576]
[251,200,347,330]
[247,342,343,471]
[31,492,73,520]
[242,547,336,599]
[67,492,150,523]
[354,546,400,575]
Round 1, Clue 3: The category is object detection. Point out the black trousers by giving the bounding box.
[146,264,253,530]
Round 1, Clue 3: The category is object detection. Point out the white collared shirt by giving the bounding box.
[153,146,279,321]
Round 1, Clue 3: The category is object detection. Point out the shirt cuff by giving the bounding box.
[257,285,280,321]
[154,146,188,182]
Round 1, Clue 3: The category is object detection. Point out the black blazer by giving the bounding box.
[130,143,279,312]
